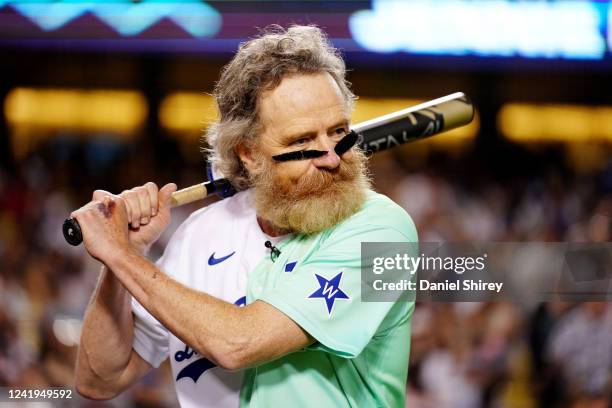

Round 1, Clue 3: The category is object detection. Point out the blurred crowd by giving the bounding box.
[383,154,612,408]
[0,135,611,407]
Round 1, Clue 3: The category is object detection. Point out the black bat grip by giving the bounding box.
[63,218,83,246]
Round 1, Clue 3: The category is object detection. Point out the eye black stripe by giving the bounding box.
[334,130,359,156]
[271,131,359,162]
[272,150,327,162]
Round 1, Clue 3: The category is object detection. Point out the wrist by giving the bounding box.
[105,244,141,270]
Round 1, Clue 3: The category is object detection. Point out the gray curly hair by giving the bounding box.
[204,25,356,190]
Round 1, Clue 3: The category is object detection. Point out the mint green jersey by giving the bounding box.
[240,191,418,407]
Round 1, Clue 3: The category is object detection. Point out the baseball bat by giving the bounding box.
[62,92,474,245]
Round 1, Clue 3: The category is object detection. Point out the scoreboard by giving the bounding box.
[0,0,611,68]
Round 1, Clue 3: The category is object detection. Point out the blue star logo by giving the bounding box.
[308,272,350,315]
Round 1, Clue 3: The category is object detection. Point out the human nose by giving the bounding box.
[311,135,341,170]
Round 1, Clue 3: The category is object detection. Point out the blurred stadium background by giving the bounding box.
[0,1,611,407]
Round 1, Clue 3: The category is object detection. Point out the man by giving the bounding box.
[72,25,417,407]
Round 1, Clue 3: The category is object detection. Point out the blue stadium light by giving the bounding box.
[609,5,612,51]
[8,0,222,38]
[12,1,90,31]
[349,0,609,60]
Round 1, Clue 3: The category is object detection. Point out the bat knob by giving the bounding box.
[63,218,83,246]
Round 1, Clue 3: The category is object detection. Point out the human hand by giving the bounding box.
[70,194,131,264]
[115,182,177,254]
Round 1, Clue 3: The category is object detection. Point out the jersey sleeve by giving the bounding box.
[257,202,418,358]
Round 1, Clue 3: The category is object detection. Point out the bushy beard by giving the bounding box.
[250,150,371,235]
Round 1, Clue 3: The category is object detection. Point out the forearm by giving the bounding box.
[75,265,136,394]
[106,248,250,368]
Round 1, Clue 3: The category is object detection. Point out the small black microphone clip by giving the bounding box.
[264,240,281,262]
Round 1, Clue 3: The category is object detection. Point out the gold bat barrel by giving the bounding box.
[354,92,474,153]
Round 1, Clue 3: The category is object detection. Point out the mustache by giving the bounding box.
[274,154,364,199]
[287,166,346,198]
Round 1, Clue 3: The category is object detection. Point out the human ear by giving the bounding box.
[235,143,257,173]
